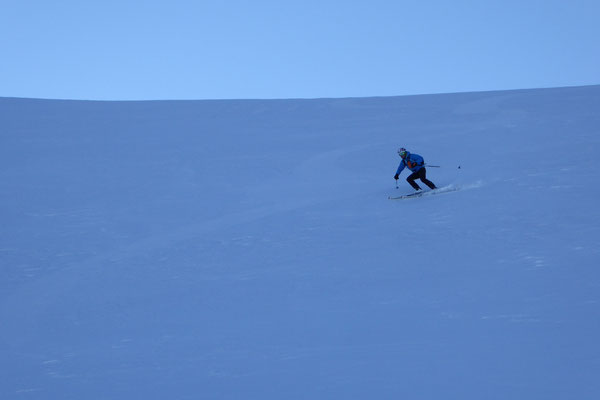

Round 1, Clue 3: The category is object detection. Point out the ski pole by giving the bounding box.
[425,164,441,168]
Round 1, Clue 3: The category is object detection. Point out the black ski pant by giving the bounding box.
[407,167,437,190]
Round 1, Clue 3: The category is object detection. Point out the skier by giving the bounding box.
[394,147,437,191]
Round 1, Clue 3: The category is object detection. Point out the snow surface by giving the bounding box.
[1,86,600,399]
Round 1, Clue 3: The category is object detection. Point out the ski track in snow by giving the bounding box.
[389,181,484,200]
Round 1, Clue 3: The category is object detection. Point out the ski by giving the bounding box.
[388,186,459,200]
[389,192,424,200]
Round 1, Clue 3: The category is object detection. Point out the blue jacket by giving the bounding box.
[396,152,425,175]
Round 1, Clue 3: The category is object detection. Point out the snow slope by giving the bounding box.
[1,86,599,399]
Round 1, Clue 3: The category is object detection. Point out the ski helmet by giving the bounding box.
[397,147,407,157]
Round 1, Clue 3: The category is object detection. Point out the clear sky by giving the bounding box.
[1,0,599,100]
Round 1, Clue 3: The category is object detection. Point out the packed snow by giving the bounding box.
[1,86,599,399]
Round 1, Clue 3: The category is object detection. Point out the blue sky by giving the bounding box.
[1,0,599,100]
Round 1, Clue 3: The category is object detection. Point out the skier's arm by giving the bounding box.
[412,154,424,166]
[394,161,405,179]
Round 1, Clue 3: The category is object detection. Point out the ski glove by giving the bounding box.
[394,174,399,180]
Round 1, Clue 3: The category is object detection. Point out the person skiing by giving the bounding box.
[394,147,437,191]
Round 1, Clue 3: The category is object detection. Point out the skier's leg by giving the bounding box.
[406,172,422,190]
[418,168,437,189]
[422,178,437,189]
